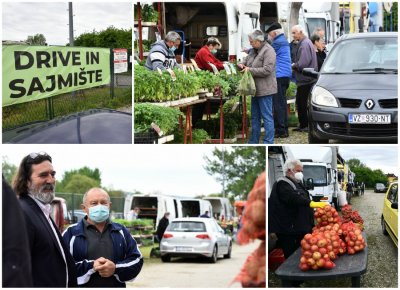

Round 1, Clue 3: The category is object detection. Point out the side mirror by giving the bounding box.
[306,178,314,191]
[391,202,398,209]
[302,68,319,79]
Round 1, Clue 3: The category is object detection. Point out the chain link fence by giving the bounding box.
[56,192,125,219]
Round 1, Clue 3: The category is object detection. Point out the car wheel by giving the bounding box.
[161,255,171,262]
[308,123,329,144]
[381,216,389,236]
[224,243,232,259]
[209,245,218,263]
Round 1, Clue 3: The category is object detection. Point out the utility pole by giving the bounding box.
[68,2,74,46]
[68,2,75,99]
[222,147,226,198]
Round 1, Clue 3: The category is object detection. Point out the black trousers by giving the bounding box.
[276,232,306,259]
[273,77,290,135]
[295,83,314,128]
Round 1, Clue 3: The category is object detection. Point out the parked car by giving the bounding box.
[160,217,232,263]
[303,32,398,143]
[3,109,132,144]
[374,183,386,193]
[70,209,87,223]
[381,182,398,247]
[50,197,71,232]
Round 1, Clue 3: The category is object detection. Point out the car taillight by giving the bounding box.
[196,234,211,239]
[163,233,173,239]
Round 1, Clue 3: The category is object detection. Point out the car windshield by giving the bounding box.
[169,221,206,232]
[322,37,398,74]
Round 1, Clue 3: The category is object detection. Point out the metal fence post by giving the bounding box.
[110,48,115,99]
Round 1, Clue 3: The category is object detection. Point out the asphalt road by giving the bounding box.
[128,240,262,288]
[268,189,398,287]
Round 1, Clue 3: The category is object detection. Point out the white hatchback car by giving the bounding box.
[160,217,232,263]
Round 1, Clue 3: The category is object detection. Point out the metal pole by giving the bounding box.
[68,2,75,100]
[222,148,226,198]
[110,48,115,99]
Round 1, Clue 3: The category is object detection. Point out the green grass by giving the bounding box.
[3,86,132,130]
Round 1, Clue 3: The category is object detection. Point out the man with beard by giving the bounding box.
[12,152,77,287]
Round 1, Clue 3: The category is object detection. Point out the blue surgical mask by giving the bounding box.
[88,205,109,223]
[169,46,177,53]
[211,49,217,54]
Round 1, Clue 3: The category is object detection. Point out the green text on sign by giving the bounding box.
[2,45,111,107]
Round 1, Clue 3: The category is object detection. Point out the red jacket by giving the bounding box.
[194,45,225,71]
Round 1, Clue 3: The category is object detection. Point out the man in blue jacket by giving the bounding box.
[63,188,143,287]
[266,22,292,138]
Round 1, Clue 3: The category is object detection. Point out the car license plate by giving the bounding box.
[176,247,192,252]
[348,114,391,124]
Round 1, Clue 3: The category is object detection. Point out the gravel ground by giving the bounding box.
[268,189,398,287]
[117,106,132,113]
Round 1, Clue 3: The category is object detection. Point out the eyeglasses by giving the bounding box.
[27,151,52,162]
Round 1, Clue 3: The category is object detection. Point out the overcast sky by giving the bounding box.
[339,145,398,175]
[2,145,228,197]
[3,2,132,45]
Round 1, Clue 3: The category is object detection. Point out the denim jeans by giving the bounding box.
[273,77,290,135]
[249,95,274,144]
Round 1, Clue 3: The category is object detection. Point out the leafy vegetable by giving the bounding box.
[134,103,182,135]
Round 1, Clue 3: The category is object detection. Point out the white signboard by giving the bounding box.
[113,48,128,74]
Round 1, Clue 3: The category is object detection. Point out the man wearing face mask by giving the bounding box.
[12,152,77,287]
[63,188,143,287]
[144,31,181,71]
[268,159,327,259]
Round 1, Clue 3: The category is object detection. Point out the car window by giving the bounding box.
[322,37,398,73]
[169,221,206,232]
[387,184,398,204]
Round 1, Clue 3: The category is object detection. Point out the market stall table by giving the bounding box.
[171,98,207,144]
[275,233,368,288]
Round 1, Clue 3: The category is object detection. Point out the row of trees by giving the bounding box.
[2,147,265,202]
[347,158,389,188]
[24,26,132,49]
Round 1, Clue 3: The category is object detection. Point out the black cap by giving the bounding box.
[265,22,282,34]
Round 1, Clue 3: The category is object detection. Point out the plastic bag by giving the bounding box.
[238,71,256,96]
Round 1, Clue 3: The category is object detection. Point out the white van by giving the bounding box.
[124,194,182,228]
[203,197,233,220]
[180,198,213,218]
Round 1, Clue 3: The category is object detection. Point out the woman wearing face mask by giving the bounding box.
[62,188,143,287]
[192,37,225,127]
[194,37,224,72]
[237,29,277,144]
[268,159,328,259]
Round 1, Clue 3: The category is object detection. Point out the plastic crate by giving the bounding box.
[134,129,159,144]
[269,248,285,271]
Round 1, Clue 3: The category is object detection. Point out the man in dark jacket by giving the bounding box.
[12,152,77,287]
[2,175,33,287]
[63,187,143,287]
[266,22,292,138]
[156,212,170,242]
[268,159,327,258]
[145,31,181,71]
[291,25,318,132]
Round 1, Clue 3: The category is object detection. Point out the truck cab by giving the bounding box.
[302,160,336,204]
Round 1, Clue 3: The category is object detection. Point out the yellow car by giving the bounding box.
[381,182,398,247]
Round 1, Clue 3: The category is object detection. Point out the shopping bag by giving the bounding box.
[238,71,256,96]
